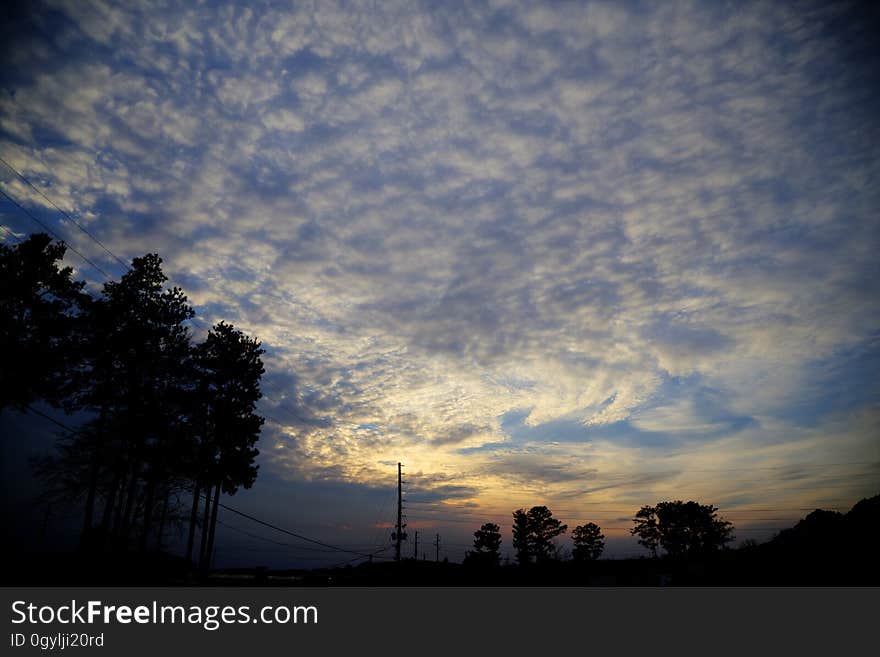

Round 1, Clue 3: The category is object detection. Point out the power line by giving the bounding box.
[211,496,388,559]
[260,392,315,427]
[23,404,83,435]
[0,177,215,338]
[0,222,23,243]
[0,178,217,353]
[215,519,383,554]
[216,525,355,561]
[0,155,130,269]
[0,187,112,279]
[368,486,396,549]
[326,547,394,570]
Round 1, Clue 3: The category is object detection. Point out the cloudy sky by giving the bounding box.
[1,0,879,564]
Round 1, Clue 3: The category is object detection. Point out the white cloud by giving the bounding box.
[262,108,305,133]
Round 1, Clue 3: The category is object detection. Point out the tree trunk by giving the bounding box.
[185,479,201,563]
[98,469,121,552]
[41,503,52,545]
[139,461,158,553]
[198,483,213,569]
[204,480,221,571]
[101,426,127,551]
[80,405,107,550]
[119,463,140,551]
[155,488,170,552]
[111,470,128,546]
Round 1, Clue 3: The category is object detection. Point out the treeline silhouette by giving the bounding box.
[2,233,265,572]
[459,509,583,569]
[295,495,878,586]
[463,502,731,569]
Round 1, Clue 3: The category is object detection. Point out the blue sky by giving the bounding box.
[1,0,879,564]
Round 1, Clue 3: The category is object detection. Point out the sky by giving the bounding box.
[1,0,879,566]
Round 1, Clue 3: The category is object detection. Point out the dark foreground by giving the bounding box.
[8,494,878,586]
[4,547,879,587]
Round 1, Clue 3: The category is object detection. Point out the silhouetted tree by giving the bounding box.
[464,522,502,567]
[9,233,268,568]
[512,506,567,564]
[632,501,734,559]
[0,233,87,411]
[191,321,265,568]
[31,425,97,509]
[529,506,567,562]
[58,253,195,550]
[632,505,661,557]
[572,522,605,561]
[843,494,880,560]
[512,509,531,565]
[758,494,880,583]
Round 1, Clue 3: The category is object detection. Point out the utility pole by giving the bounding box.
[434,533,440,562]
[413,530,419,560]
[393,462,407,562]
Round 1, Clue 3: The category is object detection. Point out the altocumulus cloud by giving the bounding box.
[1,0,879,528]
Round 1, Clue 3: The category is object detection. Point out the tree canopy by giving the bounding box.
[512,506,567,564]
[572,522,605,561]
[0,233,88,411]
[632,500,734,559]
[464,522,502,567]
